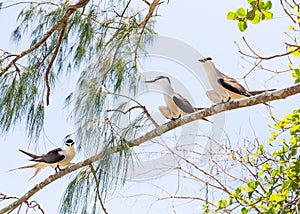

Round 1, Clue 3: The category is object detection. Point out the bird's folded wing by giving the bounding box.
[173,95,211,122]
[34,148,65,164]
[172,95,195,113]
[217,78,252,97]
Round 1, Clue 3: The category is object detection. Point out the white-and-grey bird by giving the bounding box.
[145,76,208,121]
[10,139,75,180]
[198,57,275,103]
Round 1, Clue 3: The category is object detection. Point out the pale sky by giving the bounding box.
[1,1,300,213]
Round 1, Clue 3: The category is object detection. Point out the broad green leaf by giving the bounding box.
[282,180,291,190]
[258,144,264,155]
[263,1,272,10]
[241,207,248,214]
[262,11,273,20]
[269,194,284,202]
[288,47,300,57]
[251,13,261,24]
[218,199,227,208]
[236,7,246,16]
[226,11,236,20]
[247,0,256,6]
[238,20,247,32]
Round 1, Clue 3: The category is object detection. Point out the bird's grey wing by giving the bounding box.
[173,94,195,113]
[19,149,41,159]
[173,95,211,122]
[34,148,65,164]
[217,78,252,97]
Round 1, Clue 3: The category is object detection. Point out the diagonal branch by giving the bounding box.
[45,20,68,106]
[238,37,300,60]
[134,0,162,62]
[1,82,300,214]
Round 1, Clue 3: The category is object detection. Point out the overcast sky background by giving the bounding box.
[1,0,300,213]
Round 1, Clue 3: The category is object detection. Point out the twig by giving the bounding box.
[133,0,162,62]
[89,164,109,214]
[239,37,300,60]
[45,19,68,106]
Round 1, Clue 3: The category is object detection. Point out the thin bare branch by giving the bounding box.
[45,19,67,106]
[89,164,109,214]
[239,37,300,60]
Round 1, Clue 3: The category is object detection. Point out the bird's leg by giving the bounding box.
[55,164,62,173]
[225,97,231,102]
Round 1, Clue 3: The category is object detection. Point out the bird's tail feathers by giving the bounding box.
[193,107,205,111]
[9,163,40,172]
[250,89,276,95]
[9,163,47,180]
[19,149,41,159]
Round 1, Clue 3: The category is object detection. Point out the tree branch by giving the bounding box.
[237,37,300,60]
[1,82,300,214]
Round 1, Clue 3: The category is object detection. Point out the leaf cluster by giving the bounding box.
[226,0,273,32]
[213,109,300,213]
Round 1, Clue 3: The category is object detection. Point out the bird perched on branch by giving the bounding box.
[10,139,75,180]
[145,76,209,121]
[198,57,275,103]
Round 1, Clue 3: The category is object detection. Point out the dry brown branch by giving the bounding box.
[1,82,300,214]
[238,37,300,60]
[0,193,44,214]
[133,0,162,62]
[45,20,67,106]
[89,164,108,214]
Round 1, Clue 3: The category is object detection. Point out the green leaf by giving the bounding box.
[226,12,237,20]
[218,199,227,209]
[251,13,261,24]
[236,7,246,16]
[247,0,256,6]
[262,11,273,20]
[258,144,264,155]
[269,194,284,202]
[241,207,248,214]
[289,147,297,157]
[289,47,300,57]
[238,21,248,32]
[258,1,264,10]
[263,1,272,10]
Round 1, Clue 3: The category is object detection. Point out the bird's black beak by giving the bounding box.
[198,57,212,62]
[144,80,156,83]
